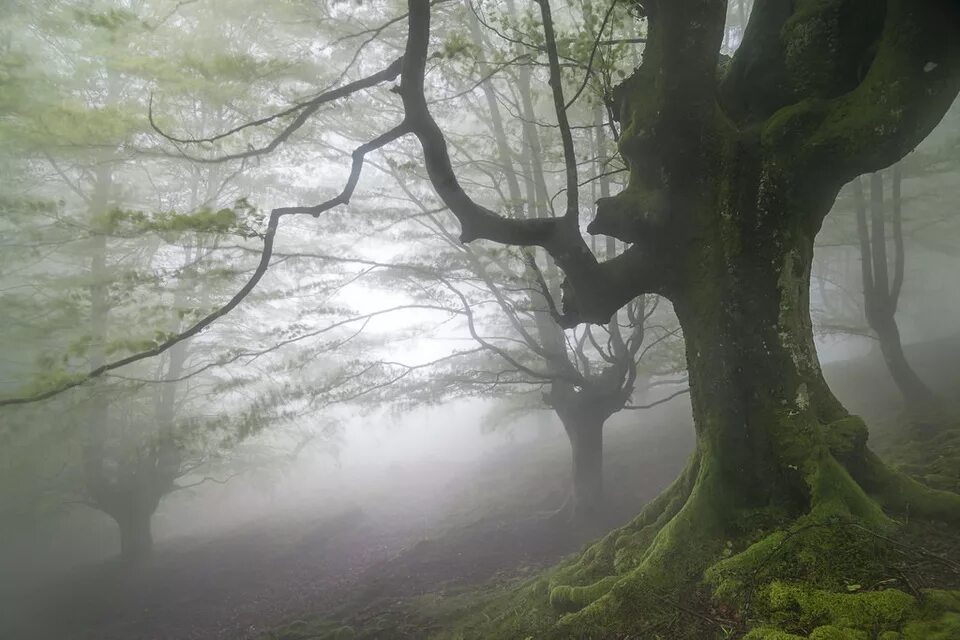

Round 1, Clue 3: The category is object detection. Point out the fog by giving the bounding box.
[2,394,697,639]
[2,1,959,639]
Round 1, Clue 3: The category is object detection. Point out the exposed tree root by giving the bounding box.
[442,419,960,640]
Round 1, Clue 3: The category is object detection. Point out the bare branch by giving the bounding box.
[564,0,620,111]
[624,387,690,410]
[536,0,579,218]
[172,471,243,492]
[149,58,403,162]
[0,126,407,406]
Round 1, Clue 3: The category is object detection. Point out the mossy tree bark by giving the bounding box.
[402,0,960,634]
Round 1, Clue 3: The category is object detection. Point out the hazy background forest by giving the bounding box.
[1,0,959,639]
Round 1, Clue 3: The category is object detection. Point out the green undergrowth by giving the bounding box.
[744,586,960,640]
[434,435,960,639]
[434,515,960,640]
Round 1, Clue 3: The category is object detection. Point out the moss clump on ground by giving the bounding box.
[744,584,960,639]
[437,444,960,639]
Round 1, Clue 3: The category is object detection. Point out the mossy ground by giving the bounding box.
[260,417,960,640]
[876,420,960,495]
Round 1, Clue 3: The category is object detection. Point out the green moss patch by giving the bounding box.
[745,583,960,640]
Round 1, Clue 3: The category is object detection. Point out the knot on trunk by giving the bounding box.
[590,190,666,243]
[824,416,869,464]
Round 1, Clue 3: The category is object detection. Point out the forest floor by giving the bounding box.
[4,393,693,640]
[4,336,959,640]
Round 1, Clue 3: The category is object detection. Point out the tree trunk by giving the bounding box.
[550,380,618,523]
[673,225,849,509]
[564,416,605,520]
[854,172,941,424]
[544,160,960,634]
[872,313,940,422]
[116,508,154,563]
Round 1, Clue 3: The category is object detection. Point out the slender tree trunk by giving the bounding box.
[854,171,940,422]
[872,313,940,418]
[116,507,154,563]
[566,418,604,519]
[551,384,614,522]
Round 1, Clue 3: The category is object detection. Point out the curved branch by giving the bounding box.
[149,58,404,162]
[763,0,960,184]
[624,386,690,410]
[0,127,407,407]
[401,0,657,325]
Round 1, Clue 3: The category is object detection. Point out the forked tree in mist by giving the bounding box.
[370,168,683,521]
[364,7,685,518]
[853,168,943,428]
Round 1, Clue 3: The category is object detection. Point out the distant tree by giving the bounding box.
[0,0,373,561]
[853,167,943,428]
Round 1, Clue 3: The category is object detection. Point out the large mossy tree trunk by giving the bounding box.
[541,160,960,637]
[539,0,960,630]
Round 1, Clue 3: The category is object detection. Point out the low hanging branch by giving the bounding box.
[401,0,659,326]
[0,123,409,407]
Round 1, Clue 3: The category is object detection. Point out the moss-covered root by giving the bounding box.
[452,426,957,639]
[538,454,746,639]
[856,450,960,524]
[547,451,700,591]
[743,584,960,640]
[824,415,960,523]
[549,576,619,614]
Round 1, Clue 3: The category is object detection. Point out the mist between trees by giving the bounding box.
[1,1,960,639]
